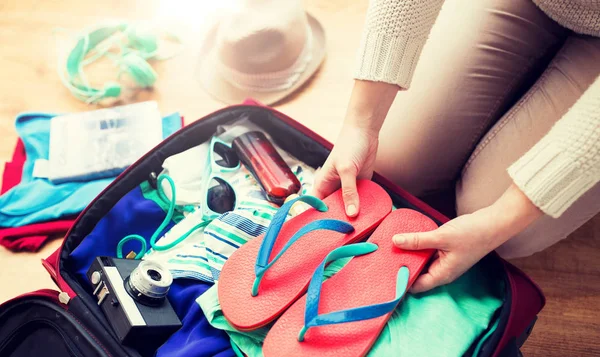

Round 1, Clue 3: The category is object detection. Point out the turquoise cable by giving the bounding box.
[116,174,210,259]
[151,220,210,252]
[155,177,196,214]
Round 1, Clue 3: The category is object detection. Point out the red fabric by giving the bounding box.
[0,220,75,251]
[1,139,26,194]
[0,139,76,252]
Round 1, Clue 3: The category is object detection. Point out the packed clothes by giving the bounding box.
[143,118,315,282]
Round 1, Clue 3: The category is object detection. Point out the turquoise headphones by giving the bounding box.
[59,23,180,103]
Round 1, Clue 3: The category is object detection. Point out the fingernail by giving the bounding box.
[393,235,405,245]
[346,204,357,216]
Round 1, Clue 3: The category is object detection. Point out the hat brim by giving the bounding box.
[196,13,326,106]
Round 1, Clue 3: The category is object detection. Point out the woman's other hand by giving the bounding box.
[313,80,399,216]
[393,184,543,293]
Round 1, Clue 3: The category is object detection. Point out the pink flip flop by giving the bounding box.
[219,180,392,331]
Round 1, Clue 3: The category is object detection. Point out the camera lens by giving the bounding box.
[147,269,162,282]
[125,261,173,306]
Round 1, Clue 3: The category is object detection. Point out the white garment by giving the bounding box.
[160,143,209,206]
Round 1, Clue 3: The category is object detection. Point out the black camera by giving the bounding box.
[86,257,181,353]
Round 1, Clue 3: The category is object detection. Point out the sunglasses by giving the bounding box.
[201,137,241,220]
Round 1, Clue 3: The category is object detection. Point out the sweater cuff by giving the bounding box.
[353,29,426,89]
[508,136,595,219]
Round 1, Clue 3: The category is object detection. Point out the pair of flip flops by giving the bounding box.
[219,180,438,356]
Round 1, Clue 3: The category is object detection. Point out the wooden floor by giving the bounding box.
[0,0,598,355]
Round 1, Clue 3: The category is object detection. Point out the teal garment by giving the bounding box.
[197,259,504,357]
[198,258,351,357]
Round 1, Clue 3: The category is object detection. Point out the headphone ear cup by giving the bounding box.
[127,30,159,57]
[102,81,122,98]
[120,53,157,88]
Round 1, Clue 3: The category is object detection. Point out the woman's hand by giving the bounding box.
[313,124,379,216]
[313,80,399,216]
[393,184,543,293]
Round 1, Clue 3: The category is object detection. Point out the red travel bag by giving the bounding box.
[0,101,544,357]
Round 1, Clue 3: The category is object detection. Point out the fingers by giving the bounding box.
[312,162,340,199]
[410,273,441,293]
[409,258,453,293]
[393,229,444,251]
[312,161,360,217]
[394,230,448,293]
[339,166,359,217]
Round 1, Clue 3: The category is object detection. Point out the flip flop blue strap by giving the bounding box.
[298,243,410,342]
[252,196,354,296]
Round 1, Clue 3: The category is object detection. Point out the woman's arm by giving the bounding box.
[394,183,543,293]
[313,0,445,215]
[355,0,445,89]
[508,76,600,218]
[345,80,399,136]
[314,0,443,216]
[312,80,397,216]
[395,77,600,292]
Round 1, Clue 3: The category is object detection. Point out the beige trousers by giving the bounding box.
[375,0,600,259]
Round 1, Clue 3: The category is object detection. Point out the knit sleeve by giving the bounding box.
[508,76,600,218]
[354,0,444,89]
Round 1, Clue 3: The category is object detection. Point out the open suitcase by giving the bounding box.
[0,100,544,357]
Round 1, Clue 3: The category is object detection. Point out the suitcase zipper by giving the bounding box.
[59,291,71,305]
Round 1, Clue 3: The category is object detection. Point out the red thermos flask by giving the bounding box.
[232,131,301,204]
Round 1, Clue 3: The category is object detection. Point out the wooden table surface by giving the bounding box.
[0,0,598,355]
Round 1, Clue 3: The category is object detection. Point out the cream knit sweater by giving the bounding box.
[354,0,600,218]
